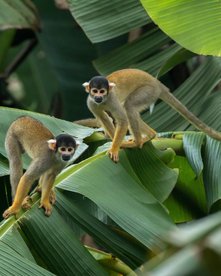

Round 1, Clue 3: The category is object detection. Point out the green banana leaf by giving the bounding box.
[57,149,177,251]
[141,211,221,275]
[0,135,178,274]
[141,0,221,56]
[68,0,149,42]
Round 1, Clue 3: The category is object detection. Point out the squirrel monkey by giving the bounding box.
[82,68,221,162]
[3,116,78,219]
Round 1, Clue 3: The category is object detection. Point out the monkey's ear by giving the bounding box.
[76,140,81,149]
[82,82,90,93]
[109,82,116,91]
[47,139,57,151]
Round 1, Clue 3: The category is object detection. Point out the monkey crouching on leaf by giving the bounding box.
[81,68,221,163]
[3,116,78,219]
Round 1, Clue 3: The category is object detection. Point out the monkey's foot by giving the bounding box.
[36,187,56,205]
[22,196,32,210]
[3,205,20,219]
[121,135,155,149]
[141,134,156,145]
[39,201,52,217]
[108,148,119,163]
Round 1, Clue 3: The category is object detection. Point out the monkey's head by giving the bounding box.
[47,134,78,162]
[83,76,116,104]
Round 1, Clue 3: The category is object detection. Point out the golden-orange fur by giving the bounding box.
[3,116,77,218]
[83,68,221,162]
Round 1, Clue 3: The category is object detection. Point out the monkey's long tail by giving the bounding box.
[160,85,221,141]
[74,118,101,128]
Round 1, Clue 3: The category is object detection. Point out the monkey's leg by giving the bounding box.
[140,120,157,141]
[36,174,56,205]
[121,117,156,149]
[3,174,34,218]
[39,172,57,216]
[5,134,23,199]
[21,174,43,210]
[21,174,53,210]
[123,86,158,148]
[3,159,50,218]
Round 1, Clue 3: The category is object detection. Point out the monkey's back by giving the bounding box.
[107,69,157,102]
[6,116,54,159]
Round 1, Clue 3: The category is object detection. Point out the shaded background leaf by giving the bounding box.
[68,0,149,43]
[0,0,39,31]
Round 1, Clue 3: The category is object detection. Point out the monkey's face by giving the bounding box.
[83,76,115,105]
[48,134,78,162]
[57,146,76,161]
[90,87,108,104]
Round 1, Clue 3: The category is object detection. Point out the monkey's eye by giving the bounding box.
[60,147,66,152]
[68,147,73,152]
[92,89,98,93]
[99,89,106,94]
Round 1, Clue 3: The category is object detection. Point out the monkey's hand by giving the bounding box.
[108,148,119,163]
[39,201,52,217]
[3,205,20,219]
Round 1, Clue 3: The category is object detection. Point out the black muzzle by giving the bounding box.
[94,96,103,103]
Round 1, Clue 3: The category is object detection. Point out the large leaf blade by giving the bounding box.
[19,204,107,276]
[183,132,205,178]
[93,28,170,75]
[68,0,149,42]
[0,240,54,276]
[203,137,221,212]
[57,152,176,251]
[56,191,146,268]
[125,143,178,202]
[141,0,221,56]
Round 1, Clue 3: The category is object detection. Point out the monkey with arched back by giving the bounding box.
[3,116,78,218]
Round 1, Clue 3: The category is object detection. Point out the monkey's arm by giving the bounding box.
[108,101,128,162]
[87,99,116,139]
[96,111,116,140]
[109,118,128,162]
[94,109,128,162]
